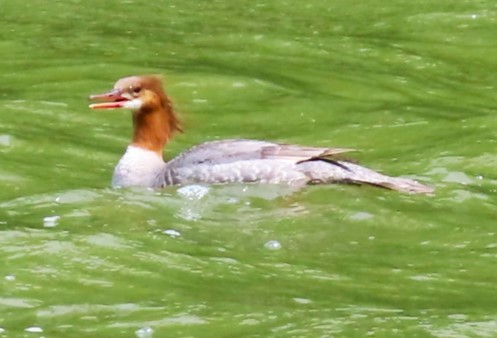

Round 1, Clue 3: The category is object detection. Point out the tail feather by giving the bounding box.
[354,176,434,194]
[297,160,434,194]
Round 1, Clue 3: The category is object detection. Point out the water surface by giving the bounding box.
[1,0,497,337]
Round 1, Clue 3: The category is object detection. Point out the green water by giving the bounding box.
[1,0,497,337]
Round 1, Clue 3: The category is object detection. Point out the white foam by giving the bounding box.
[163,229,181,238]
[25,327,43,333]
[264,240,282,250]
[0,134,12,146]
[43,215,60,228]
[177,185,210,200]
[135,327,153,338]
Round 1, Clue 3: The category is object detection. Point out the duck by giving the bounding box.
[89,75,433,194]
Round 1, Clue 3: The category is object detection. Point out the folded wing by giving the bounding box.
[166,139,354,168]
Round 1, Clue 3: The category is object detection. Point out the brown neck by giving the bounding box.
[131,106,171,157]
[130,88,182,157]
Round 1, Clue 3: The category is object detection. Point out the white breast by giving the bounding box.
[112,145,166,188]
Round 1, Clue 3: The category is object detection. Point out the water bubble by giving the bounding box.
[232,82,246,88]
[264,240,282,250]
[177,185,209,200]
[349,211,374,221]
[43,215,60,228]
[293,297,312,304]
[176,185,210,221]
[25,327,43,333]
[176,209,202,221]
[0,134,12,147]
[226,197,238,204]
[135,327,153,338]
[163,229,181,238]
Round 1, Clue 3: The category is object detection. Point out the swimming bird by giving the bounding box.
[89,75,433,194]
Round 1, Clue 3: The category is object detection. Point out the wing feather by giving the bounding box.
[166,139,355,169]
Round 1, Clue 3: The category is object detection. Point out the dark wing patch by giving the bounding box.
[263,144,356,171]
[296,156,353,172]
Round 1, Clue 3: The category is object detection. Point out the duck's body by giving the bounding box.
[89,75,433,194]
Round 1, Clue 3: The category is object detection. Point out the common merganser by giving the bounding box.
[89,75,433,194]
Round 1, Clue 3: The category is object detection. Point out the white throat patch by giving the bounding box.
[122,98,143,110]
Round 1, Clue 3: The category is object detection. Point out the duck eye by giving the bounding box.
[130,86,142,94]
